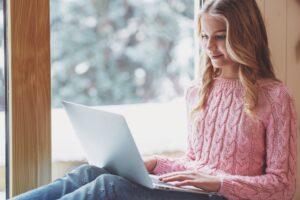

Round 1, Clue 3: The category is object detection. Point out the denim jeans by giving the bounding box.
[12,164,227,200]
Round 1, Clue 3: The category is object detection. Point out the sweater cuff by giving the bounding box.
[218,177,232,197]
[152,156,172,175]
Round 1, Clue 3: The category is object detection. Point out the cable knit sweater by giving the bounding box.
[153,78,297,200]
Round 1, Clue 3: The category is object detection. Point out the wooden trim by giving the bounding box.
[286,0,300,198]
[265,0,287,82]
[7,0,51,196]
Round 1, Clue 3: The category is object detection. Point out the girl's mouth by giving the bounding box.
[211,54,223,60]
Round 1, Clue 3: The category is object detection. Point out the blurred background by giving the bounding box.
[50,0,194,108]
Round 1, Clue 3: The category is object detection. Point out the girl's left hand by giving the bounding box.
[159,171,221,192]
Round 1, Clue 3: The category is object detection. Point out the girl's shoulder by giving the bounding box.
[184,79,202,100]
[258,78,294,103]
[257,79,297,128]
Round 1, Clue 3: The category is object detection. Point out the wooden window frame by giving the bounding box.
[5,0,51,197]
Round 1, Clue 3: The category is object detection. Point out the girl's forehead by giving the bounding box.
[201,14,226,34]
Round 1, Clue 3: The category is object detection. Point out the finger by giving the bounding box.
[159,171,194,179]
[174,180,199,187]
[175,180,207,191]
[161,175,193,182]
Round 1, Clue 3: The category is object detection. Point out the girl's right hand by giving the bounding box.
[143,156,157,173]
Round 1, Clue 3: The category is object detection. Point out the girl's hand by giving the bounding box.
[143,156,157,173]
[159,171,221,192]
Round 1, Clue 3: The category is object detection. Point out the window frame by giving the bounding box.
[5,0,51,197]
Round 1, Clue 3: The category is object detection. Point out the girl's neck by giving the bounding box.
[219,66,239,79]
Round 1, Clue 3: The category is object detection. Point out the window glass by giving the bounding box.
[51,0,194,180]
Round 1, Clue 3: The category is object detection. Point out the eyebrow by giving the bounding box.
[214,29,226,33]
[201,29,226,34]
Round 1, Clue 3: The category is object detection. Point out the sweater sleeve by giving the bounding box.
[219,87,297,200]
[153,81,200,175]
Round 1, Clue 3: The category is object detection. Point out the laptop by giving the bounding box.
[62,101,209,194]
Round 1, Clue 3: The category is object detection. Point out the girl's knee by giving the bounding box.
[94,174,131,189]
[66,164,108,185]
[96,174,121,183]
[71,164,106,175]
[72,164,90,172]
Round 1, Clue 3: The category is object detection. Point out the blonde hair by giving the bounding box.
[194,0,278,116]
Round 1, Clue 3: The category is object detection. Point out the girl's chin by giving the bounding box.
[211,63,224,68]
[211,58,225,66]
[212,60,235,69]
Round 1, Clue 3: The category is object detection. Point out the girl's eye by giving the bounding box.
[201,35,208,39]
[215,35,226,40]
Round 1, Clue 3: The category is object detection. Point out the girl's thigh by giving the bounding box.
[63,173,226,200]
[109,174,225,200]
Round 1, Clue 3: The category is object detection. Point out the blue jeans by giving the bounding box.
[13,164,226,200]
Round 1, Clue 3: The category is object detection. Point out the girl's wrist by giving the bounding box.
[151,156,158,172]
[213,176,221,192]
[144,155,158,173]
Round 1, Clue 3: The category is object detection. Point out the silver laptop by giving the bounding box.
[62,101,208,194]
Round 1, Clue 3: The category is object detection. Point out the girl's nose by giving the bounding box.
[207,38,216,51]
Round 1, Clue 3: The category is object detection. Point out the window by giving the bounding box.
[51,0,196,180]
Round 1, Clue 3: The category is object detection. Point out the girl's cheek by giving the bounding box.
[201,42,208,51]
[201,44,205,50]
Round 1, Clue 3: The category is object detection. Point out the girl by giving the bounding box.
[14,0,297,199]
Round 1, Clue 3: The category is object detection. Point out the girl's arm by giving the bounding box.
[218,89,297,200]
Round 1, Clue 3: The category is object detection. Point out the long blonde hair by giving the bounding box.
[195,0,278,116]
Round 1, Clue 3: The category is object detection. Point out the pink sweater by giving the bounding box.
[153,78,297,200]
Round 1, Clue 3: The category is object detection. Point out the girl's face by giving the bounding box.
[200,14,237,71]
